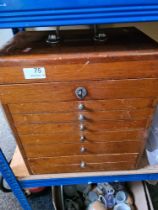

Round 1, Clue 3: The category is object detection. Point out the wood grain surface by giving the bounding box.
[19,129,145,145]
[12,108,153,124]
[15,120,148,135]
[8,98,156,114]
[28,153,138,164]
[1,60,158,84]
[23,141,141,158]
[0,27,158,65]
[28,160,137,174]
[1,79,158,104]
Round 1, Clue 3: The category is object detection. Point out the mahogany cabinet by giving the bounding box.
[0,27,158,174]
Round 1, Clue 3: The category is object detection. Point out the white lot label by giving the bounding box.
[23,67,46,79]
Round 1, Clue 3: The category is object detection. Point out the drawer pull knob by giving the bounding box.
[80,161,86,168]
[78,104,85,110]
[80,136,85,142]
[80,146,86,153]
[79,114,85,121]
[80,124,85,131]
[75,87,87,100]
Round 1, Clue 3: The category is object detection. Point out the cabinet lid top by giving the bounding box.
[0,27,158,63]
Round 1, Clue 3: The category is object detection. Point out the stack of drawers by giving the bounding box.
[0,27,158,174]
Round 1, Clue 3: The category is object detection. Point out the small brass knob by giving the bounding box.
[79,114,85,121]
[80,136,85,142]
[80,124,85,131]
[80,161,86,168]
[80,146,86,153]
[78,104,85,110]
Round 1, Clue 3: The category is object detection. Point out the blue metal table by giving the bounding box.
[0,0,158,28]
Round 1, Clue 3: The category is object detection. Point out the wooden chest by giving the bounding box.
[0,27,158,174]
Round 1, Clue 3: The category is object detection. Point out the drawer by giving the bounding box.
[19,129,145,146]
[23,141,142,158]
[12,108,153,124]
[15,120,148,135]
[9,98,155,114]
[28,153,138,165]
[1,60,158,85]
[28,158,135,174]
[1,78,158,103]
[19,129,144,144]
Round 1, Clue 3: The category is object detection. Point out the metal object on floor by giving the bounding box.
[0,0,158,28]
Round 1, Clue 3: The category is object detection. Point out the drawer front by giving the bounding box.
[23,141,141,158]
[12,108,153,124]
[1,79,158,103]
[28,153,138,165]
[1,60,158,85]
[15,120,147,135]
[28,154,137,174]
[9,98,155,114]
[19,129,144,144]
[28,161,136,174]
[2,78,155,173]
